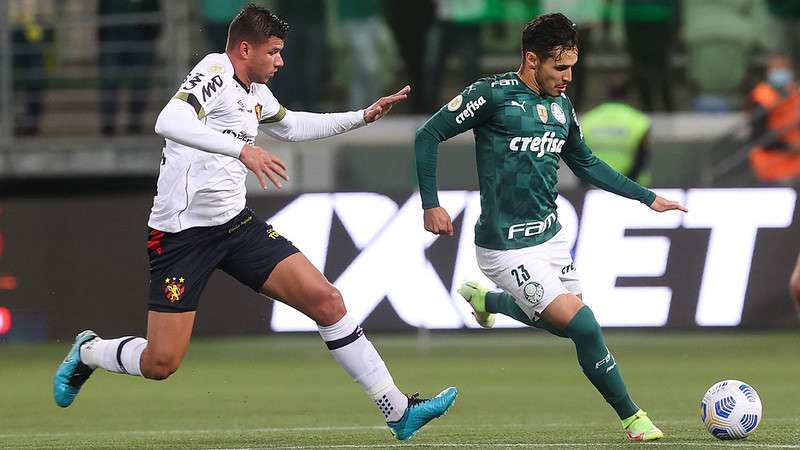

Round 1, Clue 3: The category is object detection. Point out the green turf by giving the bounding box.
[1,331,798,449]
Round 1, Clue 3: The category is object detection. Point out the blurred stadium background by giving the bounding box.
[1,0,799,448]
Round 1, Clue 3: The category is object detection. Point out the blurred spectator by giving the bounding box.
[270,0,327,110]
[580,83,652,186]
[682,0,769,112]
[747,54,800,183]
[421,0,485,112]
[338,0,383,109]
[623,0,678,112]
[412,0,539,112]
[540,0,607,111]
[382,0,436,113]
[11,0,53,136]
[791,251,800,319]
[98,0,161,136]
[201,0,248,53]
[766,0,800,73]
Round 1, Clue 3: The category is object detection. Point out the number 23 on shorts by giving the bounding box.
[511,264,530,286]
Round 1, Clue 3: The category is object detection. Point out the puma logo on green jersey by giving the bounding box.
[509,131,566,157]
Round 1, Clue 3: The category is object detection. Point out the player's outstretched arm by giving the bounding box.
[239,144,289,190]
[649,195,688,213]
[363,85,411,123]
[258,85,410,142]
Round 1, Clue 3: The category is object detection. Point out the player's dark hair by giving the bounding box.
[226,4,289,50]
[521,13,578,61]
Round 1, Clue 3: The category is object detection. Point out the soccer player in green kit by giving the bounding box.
[415,13,687,442]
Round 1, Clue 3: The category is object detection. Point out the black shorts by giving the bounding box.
[146,207,299,312]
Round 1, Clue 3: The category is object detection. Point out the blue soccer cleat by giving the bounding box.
[387,387,458,440]
[53,330,98,408]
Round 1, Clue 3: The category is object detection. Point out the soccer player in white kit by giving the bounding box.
[53,5,456,441]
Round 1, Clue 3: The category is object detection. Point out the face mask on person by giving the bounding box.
[768,68,793,88]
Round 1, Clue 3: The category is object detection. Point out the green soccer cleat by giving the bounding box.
[622,409,664,442]
[458,281,496,328]
[53,330,98,408]
[387,387,458,440]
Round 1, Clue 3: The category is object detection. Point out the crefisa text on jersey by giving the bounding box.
[455,96,487,124]
[509,132,566,157]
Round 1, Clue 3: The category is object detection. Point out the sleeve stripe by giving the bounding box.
[259,105,286,124]
[174,92,206,119]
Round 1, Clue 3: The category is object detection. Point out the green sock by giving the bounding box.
[485,291,535,325]
[486,293,638,419]
[485,291,568,337]
[564,306,639,420]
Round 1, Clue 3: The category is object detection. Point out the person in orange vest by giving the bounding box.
[748,54,800,182]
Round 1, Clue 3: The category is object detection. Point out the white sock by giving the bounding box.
[318,313,409,422]
[80,336,147,376]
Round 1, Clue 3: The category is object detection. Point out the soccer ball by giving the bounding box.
[700,380,762,440]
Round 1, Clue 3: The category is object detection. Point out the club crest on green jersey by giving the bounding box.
[536,104,548,123]
[551,102,566,124]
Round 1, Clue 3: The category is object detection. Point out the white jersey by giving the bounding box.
[148,53,284,232]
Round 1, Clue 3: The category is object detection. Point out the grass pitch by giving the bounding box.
[1,331,798,449]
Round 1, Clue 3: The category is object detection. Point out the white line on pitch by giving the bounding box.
[1,418,797,439]
[0,425,387,439]
[205,443,800,450]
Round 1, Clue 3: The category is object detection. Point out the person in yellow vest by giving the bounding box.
[748,54,800,183]
[580,84,652,186]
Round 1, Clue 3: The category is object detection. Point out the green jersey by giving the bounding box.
[415,72,655,250]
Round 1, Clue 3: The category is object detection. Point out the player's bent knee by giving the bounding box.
[142,362,179,380]
[310,286,347,326]
[141,354,182,380]
[563,305,601,339]
[542,293,586,330]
